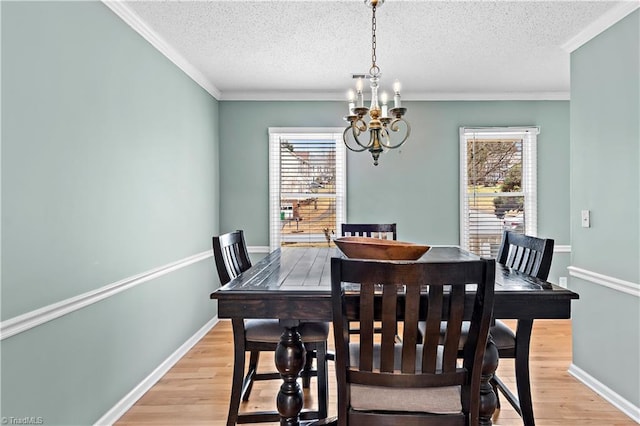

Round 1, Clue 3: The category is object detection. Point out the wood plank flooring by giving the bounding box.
[116,320,635,425]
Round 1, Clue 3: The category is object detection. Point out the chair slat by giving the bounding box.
[341,223,397,241]
[401,284,421,373]
[443,285,465,372]
[359,282,375,372]
[380,285,397,372]
[422,285,443,373]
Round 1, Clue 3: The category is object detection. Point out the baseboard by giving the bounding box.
[568,363,640,423]
[94,316,219,425]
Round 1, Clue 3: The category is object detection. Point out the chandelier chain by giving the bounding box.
[371,6,379,76]
[343,0,409,166]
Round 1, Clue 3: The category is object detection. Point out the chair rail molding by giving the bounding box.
[554,245,571,253]
[567,266,639,298]
[0,251,213,340]
[568,363,640,423]
[248,245,270,254]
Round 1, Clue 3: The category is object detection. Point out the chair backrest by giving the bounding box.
[212,230,252,285]
[330,257,495,425]
[341,223,397,240]
[496,231,554,280]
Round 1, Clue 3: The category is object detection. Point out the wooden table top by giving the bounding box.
[211,246,579,321]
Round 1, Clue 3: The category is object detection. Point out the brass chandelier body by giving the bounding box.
[343,0,410,166]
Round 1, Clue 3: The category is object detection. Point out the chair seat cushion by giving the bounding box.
[348,343,462,414]
[418,320,516,351]
[244,319,329,343]
[489,320,516,350]
[350,384,461,414]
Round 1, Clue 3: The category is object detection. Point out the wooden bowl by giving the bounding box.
[334,237,430,260]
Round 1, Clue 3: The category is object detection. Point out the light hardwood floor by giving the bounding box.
[116,320,635,425]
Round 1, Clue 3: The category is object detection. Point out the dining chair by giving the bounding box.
[424,230,554,426]
[489,230,554,426]
[213,230,330,425]
[330,257,496,426]
[340,223,398,337]
[341,223,397,240]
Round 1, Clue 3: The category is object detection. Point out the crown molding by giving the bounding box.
[102,0,573,102]
[407,91,570,101]
[562,1,640,53]
[220,90,570,101]
[102,0,222,100]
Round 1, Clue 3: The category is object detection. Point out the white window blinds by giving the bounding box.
[269,128,346,250]
[460,127,538,257]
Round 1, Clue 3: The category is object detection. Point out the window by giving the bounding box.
[460,127,538,257]
[269,128,346,250]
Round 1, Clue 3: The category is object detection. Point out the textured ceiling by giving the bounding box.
[119,0,629,100]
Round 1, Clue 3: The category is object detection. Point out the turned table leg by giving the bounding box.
[275,322,306,426]
[479,336,499,426]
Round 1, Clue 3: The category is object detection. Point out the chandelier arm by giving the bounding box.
[378,118,411,149]
[351,119,374,149]
[376,127,391,154]
[342,124,370,152]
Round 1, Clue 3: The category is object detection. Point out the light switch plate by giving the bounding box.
[581,210,590,228]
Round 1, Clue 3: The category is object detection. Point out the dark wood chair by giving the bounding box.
[489,230,554,426]
[341,223,397,240]
[330,257,496,426]
[424,230,554,426]
[340,223,398,337]
[213,230,330,425]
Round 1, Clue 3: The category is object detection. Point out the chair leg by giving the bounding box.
[316,342,329,419]
[241,350,260,401]
[491,377,501,409]
[302,349,314,389]
[515,319,535,426]
[228,319,246,426]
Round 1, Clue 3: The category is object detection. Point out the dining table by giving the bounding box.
[210,245,579,426]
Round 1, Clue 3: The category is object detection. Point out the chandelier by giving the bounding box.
[343,0,410,166]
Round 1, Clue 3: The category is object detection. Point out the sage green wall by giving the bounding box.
[219,100,571,283]
[569,10,639,408]
[1,2,219,424]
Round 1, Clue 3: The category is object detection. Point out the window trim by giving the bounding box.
[268,127,346,251]
[459,126,539,253]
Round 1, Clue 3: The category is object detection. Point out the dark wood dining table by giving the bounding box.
[210,246,579,426]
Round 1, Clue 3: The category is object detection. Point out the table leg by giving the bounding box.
[275,323,306,426]
[515,319,535,426]
[479,336,499,426]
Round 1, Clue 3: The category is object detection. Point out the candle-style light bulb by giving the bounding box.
[393,80,402,108]
[347,90,355,115]
[380,92,388,118]
[356,78,364,107]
